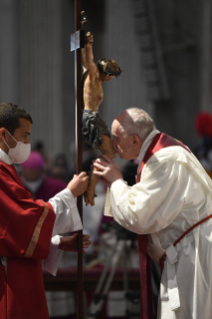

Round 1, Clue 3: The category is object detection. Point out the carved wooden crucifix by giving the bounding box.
[70,2,86,318]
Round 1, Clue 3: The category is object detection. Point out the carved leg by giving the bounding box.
[99,135,115,159]
[84,135,115,206]
[84,167,100,206]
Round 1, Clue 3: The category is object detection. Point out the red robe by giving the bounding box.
[0,162,56,319]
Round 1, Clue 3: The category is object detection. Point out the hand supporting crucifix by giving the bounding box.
[82,32,122,206]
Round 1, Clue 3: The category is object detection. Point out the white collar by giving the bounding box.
[137,129,160,172]
[0,148,13,165]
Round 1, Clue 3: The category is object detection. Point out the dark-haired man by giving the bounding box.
[0,103,90,319]
[81,32,122,206]
[93,107,212,319]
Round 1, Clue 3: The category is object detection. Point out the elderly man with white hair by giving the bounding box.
[93,108,212,319]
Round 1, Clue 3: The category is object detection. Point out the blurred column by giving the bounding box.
[19,0,63,157]
[201,0,212,112]
[0,0,19,102]
[101,0,154,133]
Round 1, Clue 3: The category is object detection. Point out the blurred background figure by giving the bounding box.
[20,151,67,201]
[50,153,72,184]
[33,140,51,175]
[194,112,212,177]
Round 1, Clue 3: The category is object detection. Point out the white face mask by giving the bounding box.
[4,130,31,164]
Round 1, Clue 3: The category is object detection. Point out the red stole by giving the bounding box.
[137,133,190,319]
[0,162,56,319]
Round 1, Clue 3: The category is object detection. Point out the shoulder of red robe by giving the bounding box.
[0,162,56,259]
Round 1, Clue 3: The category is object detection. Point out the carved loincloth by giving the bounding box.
[82,110,111,149]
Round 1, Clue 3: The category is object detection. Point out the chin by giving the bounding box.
[120,154,135,161]
[119,154,129,160]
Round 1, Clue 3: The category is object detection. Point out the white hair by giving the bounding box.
[118,108,156,141]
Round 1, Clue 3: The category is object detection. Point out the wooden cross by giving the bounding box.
[70,2,86,318]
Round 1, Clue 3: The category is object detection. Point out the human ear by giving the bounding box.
[0,128,6,141]
[132,134,140,145]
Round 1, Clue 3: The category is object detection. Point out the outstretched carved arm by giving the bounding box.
[81,32,96,74]
[81,47,88,71]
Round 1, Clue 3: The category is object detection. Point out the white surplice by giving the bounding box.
[105,130,212,319]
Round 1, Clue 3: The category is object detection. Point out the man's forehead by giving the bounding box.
[111,119,121,133]
[18,118,32,132]
[111,119,126,140]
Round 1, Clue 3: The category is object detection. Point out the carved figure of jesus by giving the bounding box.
[82,32,121,206]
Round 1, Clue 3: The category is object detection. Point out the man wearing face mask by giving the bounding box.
[0,102,90,319]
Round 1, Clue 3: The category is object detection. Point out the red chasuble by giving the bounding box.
[0,162,56,319]
[136,133,190,319]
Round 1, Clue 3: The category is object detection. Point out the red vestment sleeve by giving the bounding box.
[0,162,56,260]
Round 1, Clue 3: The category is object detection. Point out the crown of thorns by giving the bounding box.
[97,59,122,77]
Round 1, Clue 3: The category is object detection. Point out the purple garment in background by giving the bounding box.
[25,177,66,202]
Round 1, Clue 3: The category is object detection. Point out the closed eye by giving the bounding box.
[112,136,119,143]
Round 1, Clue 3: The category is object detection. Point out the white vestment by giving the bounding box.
[105,130,212,319]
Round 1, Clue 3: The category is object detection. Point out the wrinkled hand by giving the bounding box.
[93,155,123,185]
[59,233,91,253]
[67,172,89,197]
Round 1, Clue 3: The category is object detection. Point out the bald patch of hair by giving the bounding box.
[118,108,156,141]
